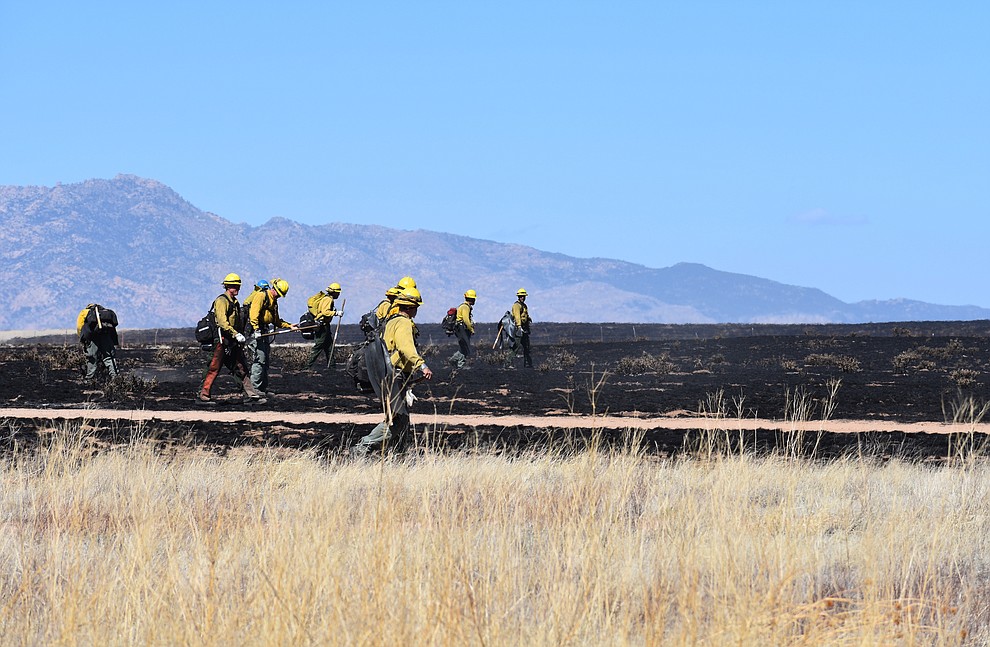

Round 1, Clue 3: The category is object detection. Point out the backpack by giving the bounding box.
[195,305,217,347]
[84,305,118,330]
[239,304,253,335]
[345,341,376,394]
[365,316,398,402]
[80,304,119,344]
[359,307,383,342]
[306,291,325,316]
[441,307,458,336]
[299,311,317,340]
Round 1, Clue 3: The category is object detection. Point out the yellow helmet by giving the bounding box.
[222,273,242,287]
[516,288,528,297]
[397,276,417,290]
[327,282,341,295]
[464,289,477,300]
[386,286,401,298]
[271,278,289,297]
[394,286,423,307]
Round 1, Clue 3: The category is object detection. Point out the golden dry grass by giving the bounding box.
[0,423,987,645]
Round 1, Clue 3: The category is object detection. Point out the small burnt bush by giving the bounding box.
[273,346,311,371]
[25,344,84,383]
[892,352,938,372]
[154,347,197,366]
[804,353,862,373]
[941,339,969,357]
[483,350,511,366]
[780,359,801,372]
[692,356,726,371]
[29,345,84,372]
[755,356,784,368]
[950,368,980,389]
[614,352,676,376]
[804,337,840,350]
[334,345,354,363]
[538,349,578,372]
[102,374,157,402]
[893,341,971,372]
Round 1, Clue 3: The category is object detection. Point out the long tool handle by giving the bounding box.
[328,298,346,368]
[258,324,321,339]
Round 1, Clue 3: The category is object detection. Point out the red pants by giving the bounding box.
[200,341,254,397]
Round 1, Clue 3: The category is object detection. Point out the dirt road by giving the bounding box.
[1,407,984,435]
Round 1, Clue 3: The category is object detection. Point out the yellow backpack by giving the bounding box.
[76,306,92,337]
[307,291,324,316]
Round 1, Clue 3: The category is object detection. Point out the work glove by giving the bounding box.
[234,333,246,343]
[252,330,262,340]
[405,389,417,407]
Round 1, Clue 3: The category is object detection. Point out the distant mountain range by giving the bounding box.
[1,175,987,331]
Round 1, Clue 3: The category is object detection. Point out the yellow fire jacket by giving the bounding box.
[245,290,291,333]
[512,300,530,329]
[313,295,338,323]
[456,302,474,334]
[213,293,241,338]
[383,313,426,375]
[375,298,396,322]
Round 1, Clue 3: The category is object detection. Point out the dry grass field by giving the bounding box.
[4,322,990,643]
[1,423,987,645]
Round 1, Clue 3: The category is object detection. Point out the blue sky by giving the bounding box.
[2,2,988,307]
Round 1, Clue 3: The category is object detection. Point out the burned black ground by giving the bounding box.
[3,321,990,458]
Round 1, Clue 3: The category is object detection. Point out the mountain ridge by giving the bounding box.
[1,175,987,330]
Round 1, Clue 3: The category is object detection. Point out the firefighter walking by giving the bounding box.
[243,278,297,396]
[353,286,433,457]
[448,289,476,369]
[76,303,119,381]
[305,282,342,368]
[197,273,267,405]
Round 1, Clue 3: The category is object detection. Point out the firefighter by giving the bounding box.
[305,282,342,369]
[197,273,266,405]
[352,286,433,457]
[510,288,533,368]
[244,278,297,396]
[359,285,402,342]
[374,286,402,324]
[374,276,417,324]
[448,289,476,369]
[76,304,119,381]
